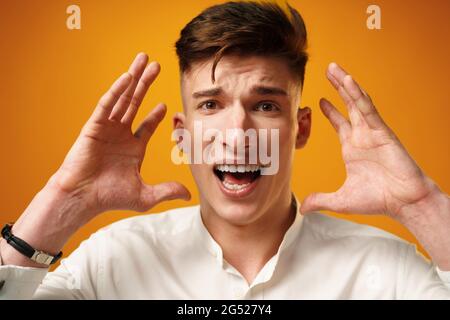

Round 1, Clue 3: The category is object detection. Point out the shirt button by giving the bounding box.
[0,280,5,291]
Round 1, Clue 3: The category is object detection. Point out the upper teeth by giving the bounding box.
[215,164,260,173]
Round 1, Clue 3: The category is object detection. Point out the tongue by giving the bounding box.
[223,172,255,185]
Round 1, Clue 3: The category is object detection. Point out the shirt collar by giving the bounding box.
[193,194,304,273]
[252,194,304,285]
[194,205,225,266]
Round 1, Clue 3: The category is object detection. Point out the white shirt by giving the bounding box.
[1,200,450,299]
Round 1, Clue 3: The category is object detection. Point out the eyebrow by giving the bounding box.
[192,88,223,98]
[251,85,288,96]
[192,85,288,99]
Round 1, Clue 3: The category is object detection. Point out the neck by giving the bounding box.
[200,191,296,285]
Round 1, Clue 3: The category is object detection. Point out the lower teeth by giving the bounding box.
[222,181,250,191]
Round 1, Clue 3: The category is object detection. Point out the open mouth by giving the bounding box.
[213,164,262,196]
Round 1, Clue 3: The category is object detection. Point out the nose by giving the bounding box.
[223,103,252,153]
[229,103,248,130]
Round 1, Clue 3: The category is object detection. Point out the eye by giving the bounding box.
[255,102,279,112]
[199,100,218,110]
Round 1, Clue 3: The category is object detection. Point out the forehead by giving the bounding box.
[181,55,300,96]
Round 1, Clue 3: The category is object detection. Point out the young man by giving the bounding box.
[0,1,449,299]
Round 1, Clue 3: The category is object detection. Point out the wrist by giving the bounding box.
[1,183,90,267]
[396,187,450,270]
[396,186,449,228]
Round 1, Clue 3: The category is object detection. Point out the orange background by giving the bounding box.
[1,0,449,270]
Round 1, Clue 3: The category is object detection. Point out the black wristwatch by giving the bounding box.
[1,223,63,266]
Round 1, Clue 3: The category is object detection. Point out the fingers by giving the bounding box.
[326,65,363,127]
[319,98,351,141]
[90,72,132,122]
[342,75,386,129]
[326,66,353,106]
[109,53,149,121]
[141,182,191,209]
[326,62,385,129]
[121,62,161,125]
[327,62,349,86]
[134,103,167,145]
[300,192,346,215]
[89,53,162,129]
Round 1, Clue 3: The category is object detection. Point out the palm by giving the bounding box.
[59,121,145,212]
[49,53,190,216]
[301,63,432,218]
[339,125,429,216]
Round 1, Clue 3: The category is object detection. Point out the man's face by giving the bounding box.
[175,55,311,225]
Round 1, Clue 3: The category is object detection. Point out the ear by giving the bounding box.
[295,107,311,149]
[173,112,186,150]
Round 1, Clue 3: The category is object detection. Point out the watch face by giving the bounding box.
[35,252,51,265]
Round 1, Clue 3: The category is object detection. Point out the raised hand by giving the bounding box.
[300,63,438,219]
[48,53,191,219]
[0,53,192,267]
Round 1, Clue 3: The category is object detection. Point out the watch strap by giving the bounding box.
[1,223,62,266]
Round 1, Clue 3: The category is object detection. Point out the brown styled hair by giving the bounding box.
[175,1,308,85]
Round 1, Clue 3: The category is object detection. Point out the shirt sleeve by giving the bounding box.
[0,231,103,300]
[398,243,450,299]
[0,265,49,299]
